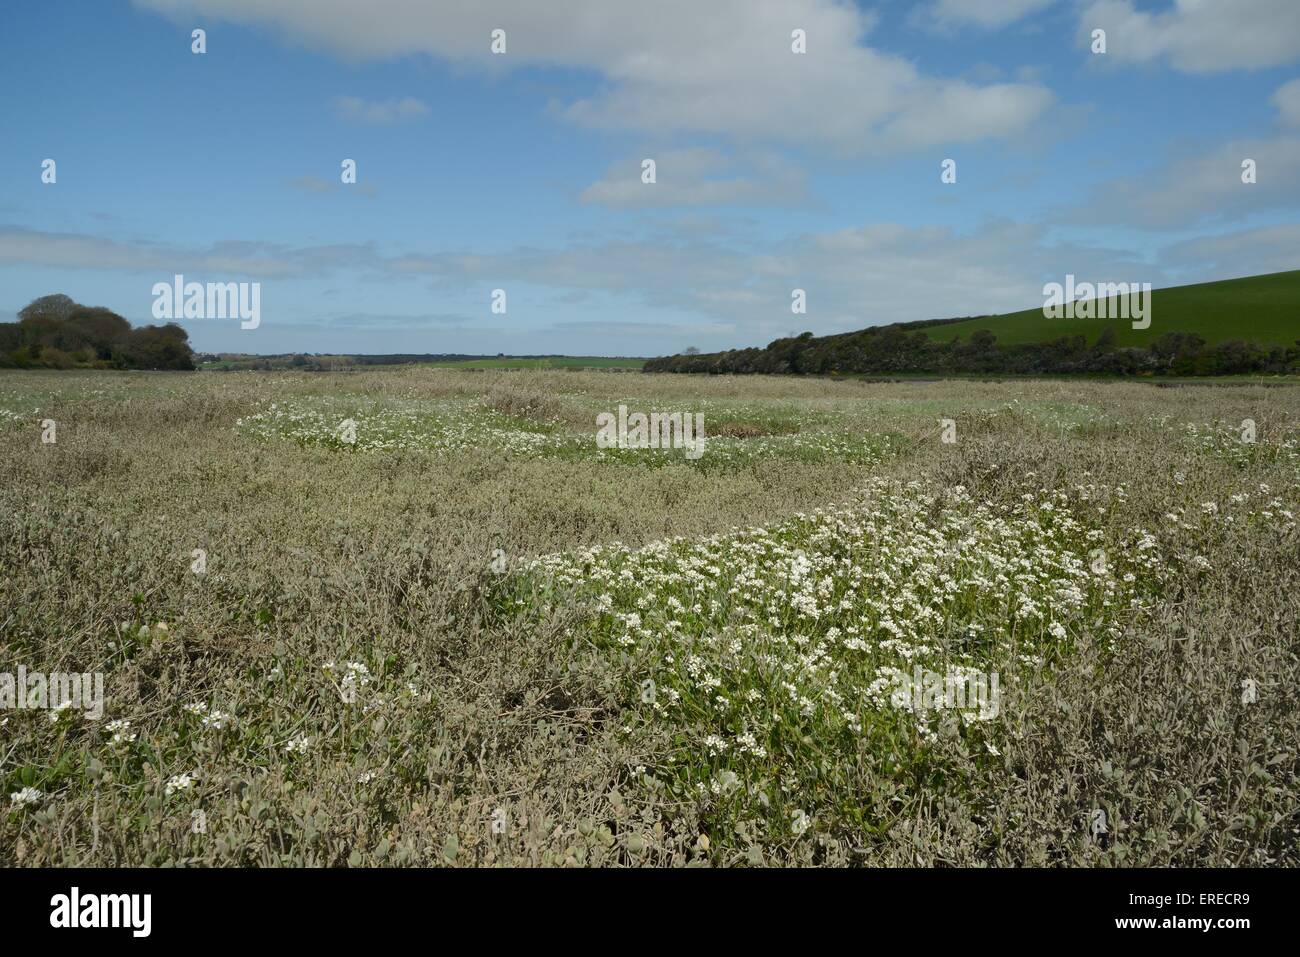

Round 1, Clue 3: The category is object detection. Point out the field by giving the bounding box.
[1,367,1298,866]
[420,357,645,370]
[199,356,646,372]
[923,270,1300,348]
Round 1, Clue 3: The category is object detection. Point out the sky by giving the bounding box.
[1,0,1298,356]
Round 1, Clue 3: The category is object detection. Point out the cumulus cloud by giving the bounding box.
[380,220,1288,349]
[334,95,428,124]
[1079,0,1300,72]
[378,218,1160,339]
[1161,224,1300,278]
[924,0,1055,31]
[1274,79,1300,127]
[1055,135,1300,230]
[0,225,375,279]
[10,212,1293,355]
[316,311,471,328]
[133,0,1051,151]
[579,148,806,208]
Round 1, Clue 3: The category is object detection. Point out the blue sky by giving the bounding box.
[2,0,1298,355]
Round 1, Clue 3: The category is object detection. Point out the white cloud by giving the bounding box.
[925,0,1055,31]
[0,226,374,279]
[15,214,1294,355]
[1274,78,1300,127]
[379,218,1160,341]
[1161,224,1300,279]
[1079,0,1300,72]
[133,0,1051,151]
[334,95,427,124]
[579,148,805,208]
[0,219,1094,344]
[1058,135,1300,230]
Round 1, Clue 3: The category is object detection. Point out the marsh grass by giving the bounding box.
[1,368,1296,865]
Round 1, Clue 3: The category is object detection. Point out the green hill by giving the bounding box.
[923,270,1300,348]
[646,269,1300,377]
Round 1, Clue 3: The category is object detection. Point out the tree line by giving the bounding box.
[1,294,196,370]
[646,326,1300,377]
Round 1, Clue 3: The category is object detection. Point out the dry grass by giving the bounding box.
[1,367,1296,866]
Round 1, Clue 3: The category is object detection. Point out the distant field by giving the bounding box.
[421,356,645,370]
[199,355,646,372]
[924,270,1300,348]
[199,355,357,371]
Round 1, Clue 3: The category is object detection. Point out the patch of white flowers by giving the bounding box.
[523,477,1174,822]
[236,398,895,469]
[9,786,43,808]
[104,719,136,746]
[324,660,373,703]
[235,401,564,456]
[183,702,234,731]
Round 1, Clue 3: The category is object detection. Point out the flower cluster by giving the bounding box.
[522,477,1169,831]
[235,401,564,456]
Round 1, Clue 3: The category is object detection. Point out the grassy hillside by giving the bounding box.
[924,270,1300,347]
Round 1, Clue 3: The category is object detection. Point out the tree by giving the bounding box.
[1151,331,1206,370]
[2,295,195,370]
[18,293,78,322]
[114,323,195,370]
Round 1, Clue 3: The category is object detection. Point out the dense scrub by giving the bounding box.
[645,327,1300,377]
[0,295,195,371]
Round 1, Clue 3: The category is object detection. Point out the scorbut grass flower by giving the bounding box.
[104,719,136,746]
[46,700,77,724]
[10,787,43,808]
[201,710,233,731]
[326,660,372,703]
[341,675,367,703]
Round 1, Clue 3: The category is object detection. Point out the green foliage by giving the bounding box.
[1,296,195,371]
